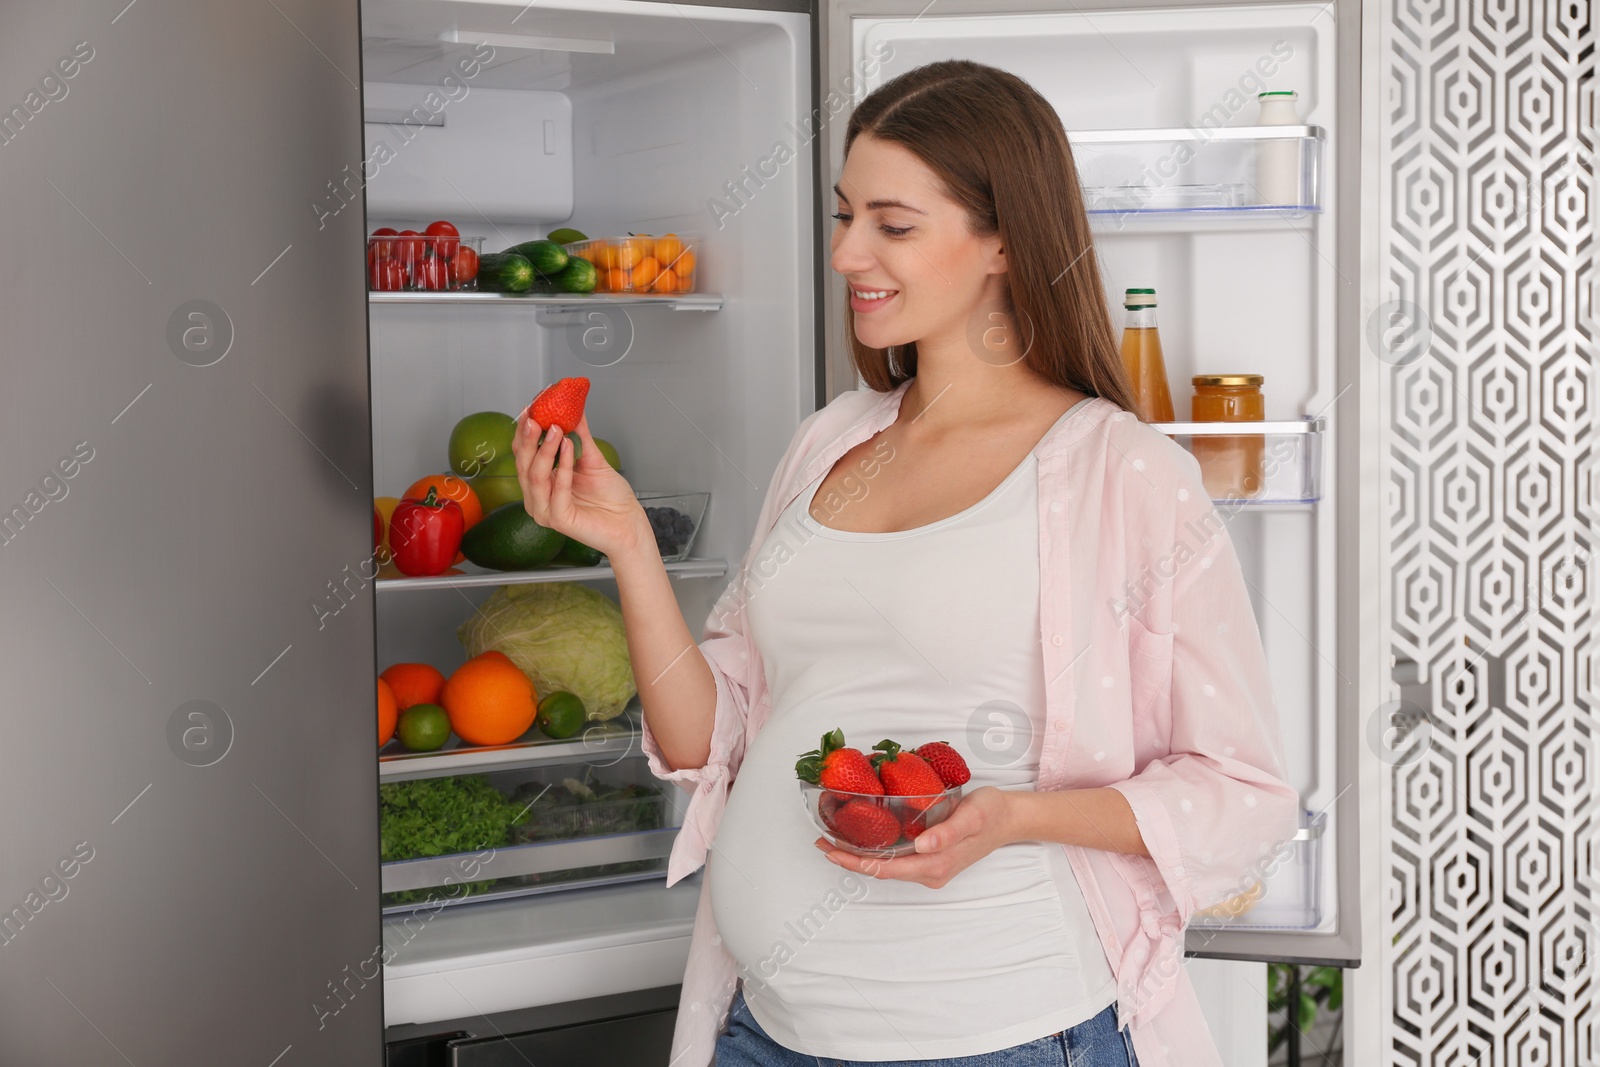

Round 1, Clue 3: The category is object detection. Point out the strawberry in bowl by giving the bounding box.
[796,728,964,858]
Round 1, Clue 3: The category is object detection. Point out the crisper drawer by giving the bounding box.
[379,755,677,914]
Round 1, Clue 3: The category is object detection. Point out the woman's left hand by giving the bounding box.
[813,786,1019,888]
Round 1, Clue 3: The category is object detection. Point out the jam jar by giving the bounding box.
[1191,374,1265,500]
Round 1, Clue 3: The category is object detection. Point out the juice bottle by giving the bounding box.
[1119,289,1175,422]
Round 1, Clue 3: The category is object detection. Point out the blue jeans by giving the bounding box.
[713,986,1140,1067]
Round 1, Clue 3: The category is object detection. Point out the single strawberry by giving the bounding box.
[817,790,845,831]
[871,739,946,811]
[914,741,971,787]
[529,376,590,436]
[796,728,884,795]
[900,811,929,841]
[830,799,903,851]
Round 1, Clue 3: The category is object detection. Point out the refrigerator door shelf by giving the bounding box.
[380,706,647,782]
[1150,418,1325,505]
[375,557,728,593]
[368,291,723,312]
[1189,810,1327,933]
[1071,125,1324,219]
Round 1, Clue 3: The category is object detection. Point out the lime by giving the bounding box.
[470,474,524,514]
[592,437,622,472]
[536,691,586,740]
[449,412,517,478]
[547,227,588,245]
[397,703,451,751]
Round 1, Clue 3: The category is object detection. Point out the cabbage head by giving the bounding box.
[457,583,637,720]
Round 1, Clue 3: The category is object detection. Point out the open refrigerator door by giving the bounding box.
[826,0,1363,969]
[356,0,816,1042]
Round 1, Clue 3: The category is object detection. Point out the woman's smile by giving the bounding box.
[849,286,900,313]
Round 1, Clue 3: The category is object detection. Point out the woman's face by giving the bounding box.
[829,134,1006,354]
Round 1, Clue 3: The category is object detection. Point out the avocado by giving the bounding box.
[460,502,567,570]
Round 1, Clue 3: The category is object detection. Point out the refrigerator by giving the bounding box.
[1,0,1361,1062]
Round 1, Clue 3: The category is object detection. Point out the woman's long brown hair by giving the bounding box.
[841,59,1139,415]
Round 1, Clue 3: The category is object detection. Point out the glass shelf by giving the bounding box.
[1149,417,1324,505]
[379,705,647,782]
[375,556,728,593]
[368,290,722,311]
[1070,124,1324,222]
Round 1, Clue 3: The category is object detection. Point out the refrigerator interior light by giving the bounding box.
[437,28,615,54]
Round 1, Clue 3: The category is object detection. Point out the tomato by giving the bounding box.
[369,227,399,262]
[396,229,425,272]
[370,258,406,291]
[424,220,460,259]
[452,245,479,284]
[414,254,447,290]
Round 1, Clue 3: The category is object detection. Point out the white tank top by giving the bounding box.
[709,400,1116,1061]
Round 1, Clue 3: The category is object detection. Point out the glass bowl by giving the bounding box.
[800,783,963,858]
[634,491,709,563]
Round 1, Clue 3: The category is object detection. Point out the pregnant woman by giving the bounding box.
[511,60,1298,1067]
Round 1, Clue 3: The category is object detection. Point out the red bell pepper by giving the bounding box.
[389,488,463,577]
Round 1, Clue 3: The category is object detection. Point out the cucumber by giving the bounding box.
[550,257,598,294]
[503,240,569,276]
[478,253,535,293]
[554,538,604,567]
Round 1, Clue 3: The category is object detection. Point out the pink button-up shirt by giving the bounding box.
[642,378,1298,1067]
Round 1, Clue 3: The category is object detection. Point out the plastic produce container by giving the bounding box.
[368,234,484,292]
[564,234,697,294]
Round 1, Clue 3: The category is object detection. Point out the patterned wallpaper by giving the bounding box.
[1377,0,1597,1062]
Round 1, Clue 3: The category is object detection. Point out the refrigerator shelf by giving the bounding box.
[1150,418,1325,505]
[1070,124,1324,218]
[376,556,728,593]
[1188,811,1327,932]
[1088,208,1318,234]
[380,706,646,782]
[368,290,722,312]
[1070,124,1326,144]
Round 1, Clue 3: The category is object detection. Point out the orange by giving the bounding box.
[377,677,398,747]
[602,267,627,292]
[380,662,447,710]
[653,268,678,292]
[615,239,646,271]
[654,234,684,266]
[673,248,695,276]
[591,243,618,271]
[441,654,538,746]
[631,256,661,288]
[403,474,483,529]
[677,269,695,293]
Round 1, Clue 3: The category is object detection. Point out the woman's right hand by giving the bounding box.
[512,409,648,558]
